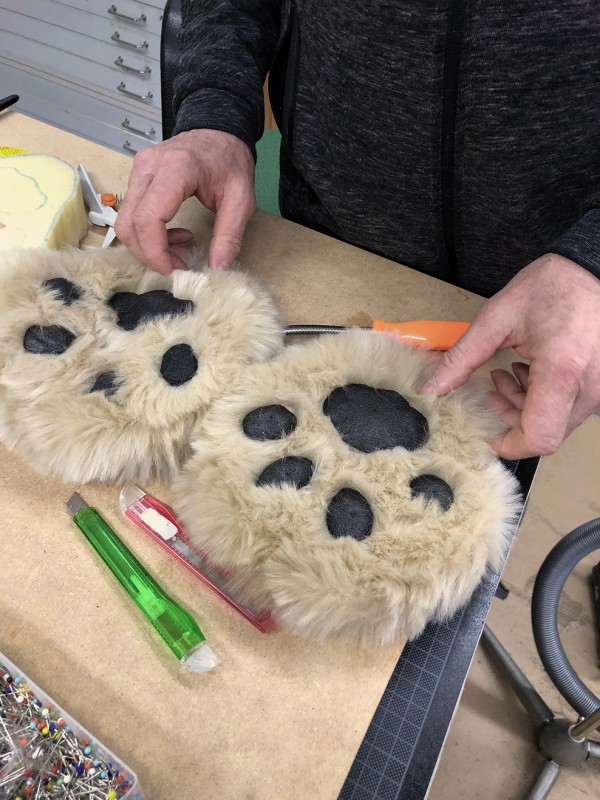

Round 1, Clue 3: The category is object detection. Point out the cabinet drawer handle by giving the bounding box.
[115,56,151,75]
[108,4,146,24]
[118,82,153,101]
[122,140,139,154]
[122,118,156,138]
[111,31,148,49]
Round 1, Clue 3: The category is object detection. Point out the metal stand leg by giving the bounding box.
[588,740,600,759]
[525,760,561,800]
[480,626,553,726]
[480,626,600,800]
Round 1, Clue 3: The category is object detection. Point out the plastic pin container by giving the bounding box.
[0,650,144,799]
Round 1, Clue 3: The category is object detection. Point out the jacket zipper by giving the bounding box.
[441,0,467,282]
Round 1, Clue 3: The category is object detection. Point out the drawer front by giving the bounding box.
[20,101,156,156]
[0,8,161,61]
[0,57,162,149]
[55,0,166,18]
[104,0,165,34]
[0,30,161,110]
[0,0,164,46]
[0,54,162,128]
[1,0,167,37]
[15,93,156,156]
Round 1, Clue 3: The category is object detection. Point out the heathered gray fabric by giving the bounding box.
[173,0,280,157]
[552,210,600,277]
[173,1,600,296]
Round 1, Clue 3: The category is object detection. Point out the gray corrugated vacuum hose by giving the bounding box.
[531,517,600,717]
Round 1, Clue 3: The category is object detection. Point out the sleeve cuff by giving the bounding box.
[550,208,600,280]
[172,89,263,161]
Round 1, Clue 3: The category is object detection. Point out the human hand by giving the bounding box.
[115,129,256,273]
[420,254,600,459]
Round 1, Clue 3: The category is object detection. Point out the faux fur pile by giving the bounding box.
[174,331,522,646]
[0,243,522,645]
[0,246,283,483]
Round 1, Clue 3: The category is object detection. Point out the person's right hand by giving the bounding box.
[114,129,256,274]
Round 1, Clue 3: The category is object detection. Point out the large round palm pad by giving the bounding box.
[175,332,521,645]
[0,246,283,482]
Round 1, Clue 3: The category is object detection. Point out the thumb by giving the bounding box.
[420,312,503,395]
[207,181,255,270]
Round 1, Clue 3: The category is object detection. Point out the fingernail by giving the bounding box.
[214,261,229,271]
[420,377,452,396]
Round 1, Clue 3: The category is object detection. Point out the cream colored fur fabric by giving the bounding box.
[0,246,283,483]
[174,331,522,646]
[0,245,521,645]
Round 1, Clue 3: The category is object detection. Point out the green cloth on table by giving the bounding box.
[255,129,281,216]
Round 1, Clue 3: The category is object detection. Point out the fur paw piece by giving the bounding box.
[0,246,283,483]
[174,331,522,646]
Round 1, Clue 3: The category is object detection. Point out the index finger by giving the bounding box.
[421,308,506,394]
[126,157,200,273]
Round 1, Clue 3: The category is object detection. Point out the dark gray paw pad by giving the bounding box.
[256,456,314,489]
[23,325,76,355]
[108,290,195,331]
[323,383,429,452]
[160,343,198,386]
[410,474,454,511]
[326,487,373,541]
[243,405,298,440]
[90,371,120,398]
[43,278,83,305]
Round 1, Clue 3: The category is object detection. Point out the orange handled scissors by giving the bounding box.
[284,320,469,350]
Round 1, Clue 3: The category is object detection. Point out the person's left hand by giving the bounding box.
[420,253,600,459]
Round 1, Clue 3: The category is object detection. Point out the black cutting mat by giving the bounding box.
[339,457,539,800]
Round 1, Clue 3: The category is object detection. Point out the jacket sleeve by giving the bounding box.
[550,208,600,281]
[172,0,281,157]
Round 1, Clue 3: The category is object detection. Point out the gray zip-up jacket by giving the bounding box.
[172,1,600,297]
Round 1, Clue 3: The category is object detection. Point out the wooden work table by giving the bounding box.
[0,114,510,800]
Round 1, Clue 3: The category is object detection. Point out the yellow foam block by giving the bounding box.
[0,154,88,250]
[0,146,29,156]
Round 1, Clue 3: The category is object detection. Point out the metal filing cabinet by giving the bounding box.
[0,0,165,154]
